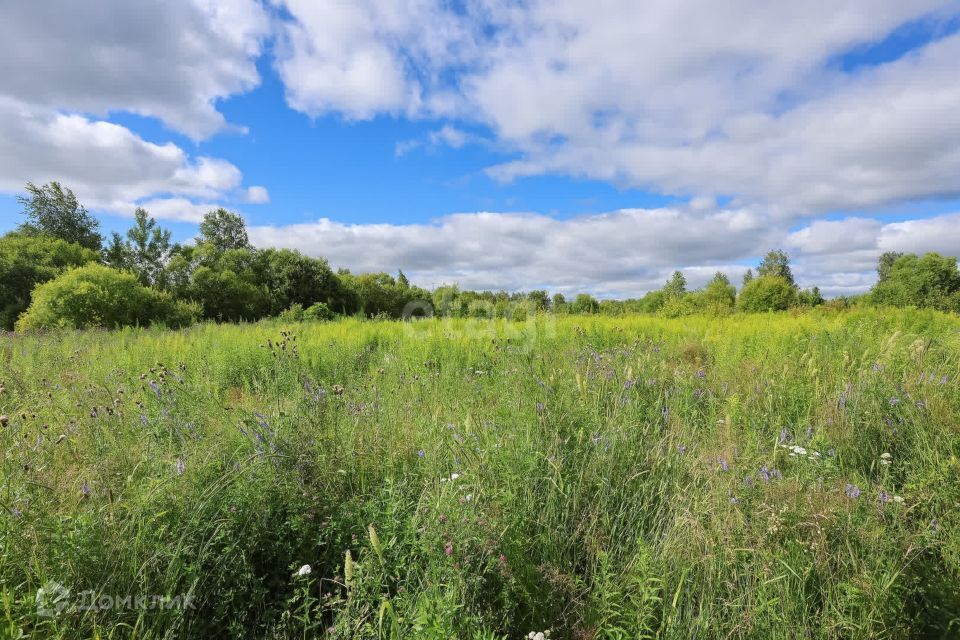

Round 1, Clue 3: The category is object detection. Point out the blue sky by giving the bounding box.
[1,1,959,297]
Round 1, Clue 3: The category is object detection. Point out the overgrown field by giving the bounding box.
[2,309,960,638]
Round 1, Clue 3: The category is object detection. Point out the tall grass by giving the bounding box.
[1,308,959,638]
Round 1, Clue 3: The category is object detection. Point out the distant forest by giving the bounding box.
[2,182,959,330]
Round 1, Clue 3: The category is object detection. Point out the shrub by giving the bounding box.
[0,233,99,328]
[303,302,335,321]
[736,275,797,312]
[15,263,199,330]
[278,303,305,322]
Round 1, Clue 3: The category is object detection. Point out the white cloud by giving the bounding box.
[244,185,271,204]
[0,0,269,139]
[0,0,270,222]
[0,100,244,218]
[250,207,960,298]
[274,1,960,214]
[250,205,778,296]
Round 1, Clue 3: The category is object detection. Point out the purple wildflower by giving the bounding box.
[149,380,162,397]
[879,490,891,504]
[444,541,453,556]
[176,457,186,476]
[624,379,634,390]
[889,397,900,406]
[677,443,687,455]
[760,464,771,483]
[940,375,948,385]
[844,484,860,499]
[695,369,706,379]
[744,475,753,487]
[718,457,729,472]
[81,480,90,496]
[10,507,22,518]
[778,428,790,444]
[417,449,426,459]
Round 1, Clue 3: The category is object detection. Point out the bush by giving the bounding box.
[736,275,797,312]
[303,302,335,321]
[277,303,305,322]
[0,233,99,328]
[15,264,199,330]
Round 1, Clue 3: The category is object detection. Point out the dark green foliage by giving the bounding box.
[870,252,960,311]
[16,182,103,251]
[737,275,798,312]
[304,301,335,321]
[0,232,99,328]
[528,290,550,312]
[15,263,198,329]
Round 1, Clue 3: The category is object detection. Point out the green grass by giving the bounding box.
[2,308,960,638]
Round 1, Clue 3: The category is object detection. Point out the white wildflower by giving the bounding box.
[892,495,904,504]
[294,564,312,577]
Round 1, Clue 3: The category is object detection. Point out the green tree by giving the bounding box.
[663,271,687,298]
[870,252,960,311]
[126,208,173,286]
[0,233,100,328]
[797,286,825,307]
[397,270,410,288]
[737,275,797,312]
[571,293,600,314]
[198,208,249,253]
[15,263,197,330]
[528,289,550,312]
[757,250,794,286]
[742,268,754,286]
[703,272,736,309]
[17,182,102,250]
[877,251,905,283]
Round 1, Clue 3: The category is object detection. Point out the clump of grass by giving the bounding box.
[2,308,959,638]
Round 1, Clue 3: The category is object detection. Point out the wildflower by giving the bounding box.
[889,397,899,406]
[417,449,426,459]
[879,452,892,466]
[695,369,705,379]
[879,490,890,504]
[761,464,771,483]
[718,457,729,472]
[778,428,790,444]
[662,407,669,420]
[892,495,904,504]
[744,475,753,487]
[728,490,738,504]
[294,564,312,577]
[677,443,687,455]
[624,379,633,390]
[450,473,460,482]
[81,480,90,497]
[444,541,453,556]
[536,402,545,412]
[175,457,186,476]
[872,363,882,372]
[10,507,22,518]
[465,494,473,502]
[844,484,860,499]
[940,375,948,385]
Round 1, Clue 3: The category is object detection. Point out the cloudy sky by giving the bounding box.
[1,1,959,297]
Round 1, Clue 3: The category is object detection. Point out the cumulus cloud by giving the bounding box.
[0,0,269,139]
[274,0,960,214]
[0,0,269,222]
[250,207,960,298]
[250,205,778,296]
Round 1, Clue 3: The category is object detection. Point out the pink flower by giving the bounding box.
[444,542,453,556]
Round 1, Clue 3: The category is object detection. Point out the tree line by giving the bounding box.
[1,182,958,330]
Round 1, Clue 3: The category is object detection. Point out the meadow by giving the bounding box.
[2,308,959,638]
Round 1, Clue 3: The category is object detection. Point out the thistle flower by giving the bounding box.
[444,541,453,556]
